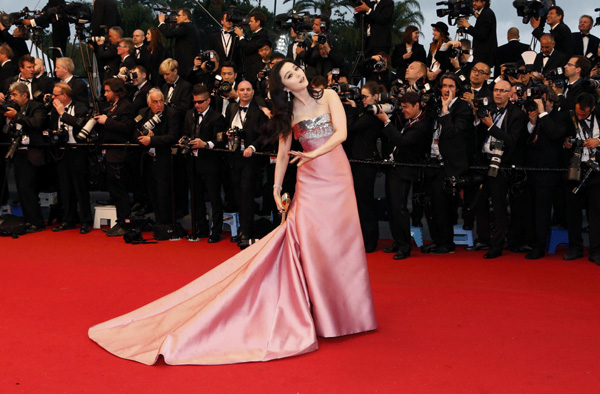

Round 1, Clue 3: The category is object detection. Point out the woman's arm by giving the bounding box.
[273,131,293,211]
[289,90,347,166]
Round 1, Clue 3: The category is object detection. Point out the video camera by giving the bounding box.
[513,0,545,24]
[153,7,178,24]
[0,7,37,28]
[436,0,474,25]
[226,6,249,27]
[274,10,313,33]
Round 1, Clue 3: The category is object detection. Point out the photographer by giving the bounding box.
[181,84,227,242]
[305,36,344,79]
[354,0,394,56]
[422,73,474,255]
[0,44,16,86]
[362,52,395,92]
[562,93,600,264]
[90,0,120,36]
[49,82,92,234]
[136,88,179,227]
[426,22,451,83]
[435,39,476,78]
[212,61,239,118]
[345,81,384,253]
[54,57,89,105]
[473,80,528,258]
[158,8,200,79]
[235,12,269,86]
[0,22,29,63]
[2,55,38,101]
[462,62,493,108]
[391,26,427,80]
[96,77,135,237]
[376,92,432,260]
[159,58,192,121]
[531,6,573,58]
[532,33,569,77]
[457,0,498,69]
[116,38,137,78]
[127,65,152,114]
[2,81,48,233]
[190,50,220,88]
[92,26,122,82]
[496,27,530,76]
[286,26,311,66]
[22,0,70,54]
[33,58,54,98]
[208,11,241,66]
[224,81,267,248]
[522,85,568,259]
[559,55,594,111]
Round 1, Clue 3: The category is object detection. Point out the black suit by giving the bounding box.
[238,28,269,84]
[90,0,121,36]
[50,100,92,226]
[361,0,394,56]
[137,106,179,224]
[7,100,48,228]
[496,40,530,75]
[532,49,569,74]
[119,55,137,71]
[208,30,242,66]
[0,29,28,62]
[128,80,152,114]
[382,112,432,254]
[183,107,227,237]
[133,43,150,69]
[159,21,200,79]
[571,32,600,57]
[0,60,17,86]
[391,42,427,78]
[3,75,47,103]
[465,6,498,68]
[146,45,166,86]
[533,21,573,58]
[161,77,192,121]
[62,76,89,106]
[225,101,266,238]
[32,0,70,53]
[95,42,120,81]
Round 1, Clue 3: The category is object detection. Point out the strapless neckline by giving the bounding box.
[293,113,331,129]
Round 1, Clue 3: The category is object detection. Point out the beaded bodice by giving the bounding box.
[292,113,334,152]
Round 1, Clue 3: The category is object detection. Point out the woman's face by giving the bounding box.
[411,31,420,43]
[433,28,440,40]
[279,62,308,92]
[146,30,152,42]
[361,88,377,106]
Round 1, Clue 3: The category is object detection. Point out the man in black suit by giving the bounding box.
[474,79,528,258]
[0,44,17,85]
[33,58,55,96]
[93,26,122,81]
[128,65,152,114]
[96,78,135,236]
[90,0,121,37]
[208,12,241,66]
[572,15,600,57]
[422,73,474,255]
[116,38,137,76]
[188,50,220,88]
[531,5,572,58]
[2,55,41,102]
[496,27,530,75]
[563,93,600,265]
[212,62,240,118]
[132,29,149,69]
[54,57,89,105]
[458,0,497,70]
[0,23,29,63]
[23,0,70,54]
[158,8,200,79]
[49,82,92,234]
[286,27,311,68]
[532,34,569,75]
[559,55,594,111]
[377,92,432,260]
[234,12,269,85]
[224,81,267,247]
[2,82,48,233]
[354,0,394,56]
[135,88,180,227]
[182,84,227,242]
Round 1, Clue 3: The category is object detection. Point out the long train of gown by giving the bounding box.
[88,113,377,365]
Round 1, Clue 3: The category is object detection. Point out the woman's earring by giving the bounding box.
[287,91,291,102]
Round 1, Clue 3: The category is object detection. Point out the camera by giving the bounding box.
[513,0,545,24]
[317,34,328,45]
[0,99,18,114]
[363,58,386,72]
[444,173,485,195]
[87,35,108,45]
[226,6,250,27]
[421,91,442,112]
[153,7,178,24]
[473,97,496,119]
[213,75,233,97]
[524,86,543,112]
[44,124,69,146]
[488,140,504,178]
[43,94,53,110]
[224,126,243,151]
[567,138,584,181]
[364,104,395,116]
[258,65,271,81]
[544,67,566,88]
[5,127,23,160]
[76,116,98,142]
[0,8,30,28]
[179,135,191,155]
[274,10,313,33]
[197,51,217,73]
[436,0,474,24]
[332,83,362,101]
[136,112,162,136]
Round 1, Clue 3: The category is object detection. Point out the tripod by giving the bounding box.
[70,23,101,114]
[350,13,368,85]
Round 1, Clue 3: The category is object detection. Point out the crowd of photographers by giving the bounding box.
[0,0,599,264]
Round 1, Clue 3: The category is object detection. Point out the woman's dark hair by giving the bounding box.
[403,26,419,45]
[147,27,163,53]
[266,59,323,142]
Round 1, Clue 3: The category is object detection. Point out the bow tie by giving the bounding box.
[19,78,31,83]
[582,33,590,37]
[240,106,248,112]
[542,54,550,58]
[167,83,175,89]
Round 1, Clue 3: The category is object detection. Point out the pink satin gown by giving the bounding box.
[88,113,377,365]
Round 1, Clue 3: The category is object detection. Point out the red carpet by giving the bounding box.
[2,230,600,393]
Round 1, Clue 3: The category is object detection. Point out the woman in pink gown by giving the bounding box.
[88,60,377,365]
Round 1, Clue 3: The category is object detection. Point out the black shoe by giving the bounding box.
[26,224,45,234]
[462,222,474,231]
[421,243,437,254]
[383,242,400,253]
[430,245,455,255]
[52,222,76,232]
[231,232,242,243]
[96,199,114,206]
[80,223,91,234]
[411,220,423,228]
[509,244,533,253]
[393,251,410,260]
[525,249,545,260]
[465,242,490,251]
[563,250,584,261]
[106,224,127,237]
[483,248,503,259]
[130,202,143,212]
[208,233,222,243]
[589,255,600,266]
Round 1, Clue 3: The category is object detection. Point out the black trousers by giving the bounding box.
[566,176,600,257]
[106,161,132,223]
[189,160,223,237]
[351,162,379,252]
[56,148,92,225]
[527,180,556,252]
[230,156,260,237]
[385,166,413,253]
[424,168,457,249]
[475,174,510,250]
[143,153,173,225]
[14,151,44,227]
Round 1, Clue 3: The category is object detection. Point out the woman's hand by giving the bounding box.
[289,150,316,167]
[273,187,284,211]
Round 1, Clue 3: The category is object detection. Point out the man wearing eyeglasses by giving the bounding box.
[116,38,137,79]
[558,55,594,112]
[158,8,200,79]
[182,84,227,242]
[49,82,92,234]
[473,79,528,259]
